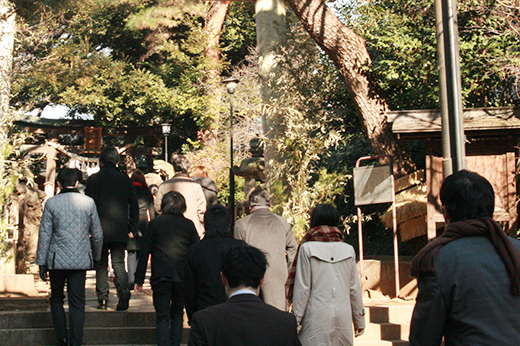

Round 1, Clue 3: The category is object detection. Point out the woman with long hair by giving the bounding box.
[286,204,365,346]
[191,165,218,207]
[127,169,155,287]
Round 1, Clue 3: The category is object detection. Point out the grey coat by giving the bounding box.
[234,207,297,310]
[409,236,520,345]
[36,190,103,270]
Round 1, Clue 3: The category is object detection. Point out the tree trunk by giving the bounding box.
[0,0,15,120]
[287,0,416,177]
[205,1,231,143]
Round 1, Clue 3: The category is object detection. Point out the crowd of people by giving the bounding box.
[35,146,520,346]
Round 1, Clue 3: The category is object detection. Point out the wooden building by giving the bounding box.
[14,116,164,197]
[387,107,520,241]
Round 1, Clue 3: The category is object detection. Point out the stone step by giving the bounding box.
[355,340,409,346]
[0,326,190,345]
[357,322,410,342]
[0,310,156,329]
[365,302,415,324]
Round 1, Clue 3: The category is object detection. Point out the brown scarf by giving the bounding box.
[411,217,520,295]
[285,225,344,304]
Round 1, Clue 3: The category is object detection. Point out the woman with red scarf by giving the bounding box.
[286,204,365,346]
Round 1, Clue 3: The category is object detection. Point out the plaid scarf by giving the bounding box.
[285,225,344,304]
[411,217,520,296]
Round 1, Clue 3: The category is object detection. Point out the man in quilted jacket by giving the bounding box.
[37,168,103,346]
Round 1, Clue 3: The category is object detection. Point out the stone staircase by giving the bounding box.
[0,297,414,345]
[0,308,163,345]
[355,300,415,345]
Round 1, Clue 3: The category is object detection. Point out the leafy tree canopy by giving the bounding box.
[338,0,520,109]
[12,0,212,144]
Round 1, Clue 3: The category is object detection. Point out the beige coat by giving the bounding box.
[154,173,207,238]
[234,208,297,310]
[292,241,365,346]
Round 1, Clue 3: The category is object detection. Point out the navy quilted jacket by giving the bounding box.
[36,190,103,270]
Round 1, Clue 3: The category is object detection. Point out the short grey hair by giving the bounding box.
[249,186,270,207]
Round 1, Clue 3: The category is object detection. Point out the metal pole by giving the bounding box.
[164,135,168,162]
[442,0,466,172]
[391,175,401,297]
[434,0,453,177]
[229,94,235,226]
[357,206,364,291]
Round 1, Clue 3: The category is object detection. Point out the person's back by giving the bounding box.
[85,146,138,310]
[85,159,138,243]
[188,243,301,346]
[409,170,520,346]
[191,166,218,207]
[234,187,297,310]
[189,294,300,346]
[155,155,206,238]
[185,205,245,323]
[427,236,520,345]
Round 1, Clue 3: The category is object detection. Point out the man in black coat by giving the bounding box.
[184,205,245,324]
[85,147,139,310]
[188,243,301,346]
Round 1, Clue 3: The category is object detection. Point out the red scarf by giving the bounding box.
[285,225,344,304]
[411,217,520,295]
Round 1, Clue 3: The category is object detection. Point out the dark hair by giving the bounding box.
[172,155,190,174]
[57,168,78,188]
[440,169,495,222]
[204,204,231,237]
[99,147,119,165]
[249,186,270,207]
[161,191,186,216]
[72,168,84,183]
[221,243,267,289]
[131,169,149,189]
[310,204,340,228]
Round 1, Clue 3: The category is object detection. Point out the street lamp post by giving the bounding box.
[161,123,171,162]
[222,77,239,224]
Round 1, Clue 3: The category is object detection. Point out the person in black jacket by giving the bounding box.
[187,243,301,346]
[134,191,199,346]
[85,147,139,311]
[127,169,155,287]
[184,204,245,324]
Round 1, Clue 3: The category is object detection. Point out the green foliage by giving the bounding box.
[265,20,361,239]
[12,0,212,148]
[338,0,520,109]
[220,1,257,71]
[0,110,34,259]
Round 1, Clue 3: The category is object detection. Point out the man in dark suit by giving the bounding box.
[85,146,139,311]
[184,204,246,324]
[188,243,301,346]
[409,170,520,345]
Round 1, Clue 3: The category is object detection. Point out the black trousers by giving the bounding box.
[152,280,184,346]
[96,242,129,301]
[49,269,86,346]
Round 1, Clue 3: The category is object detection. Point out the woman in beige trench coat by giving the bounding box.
[287,204,365,346]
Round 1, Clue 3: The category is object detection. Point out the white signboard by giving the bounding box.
[353,164,394,206]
